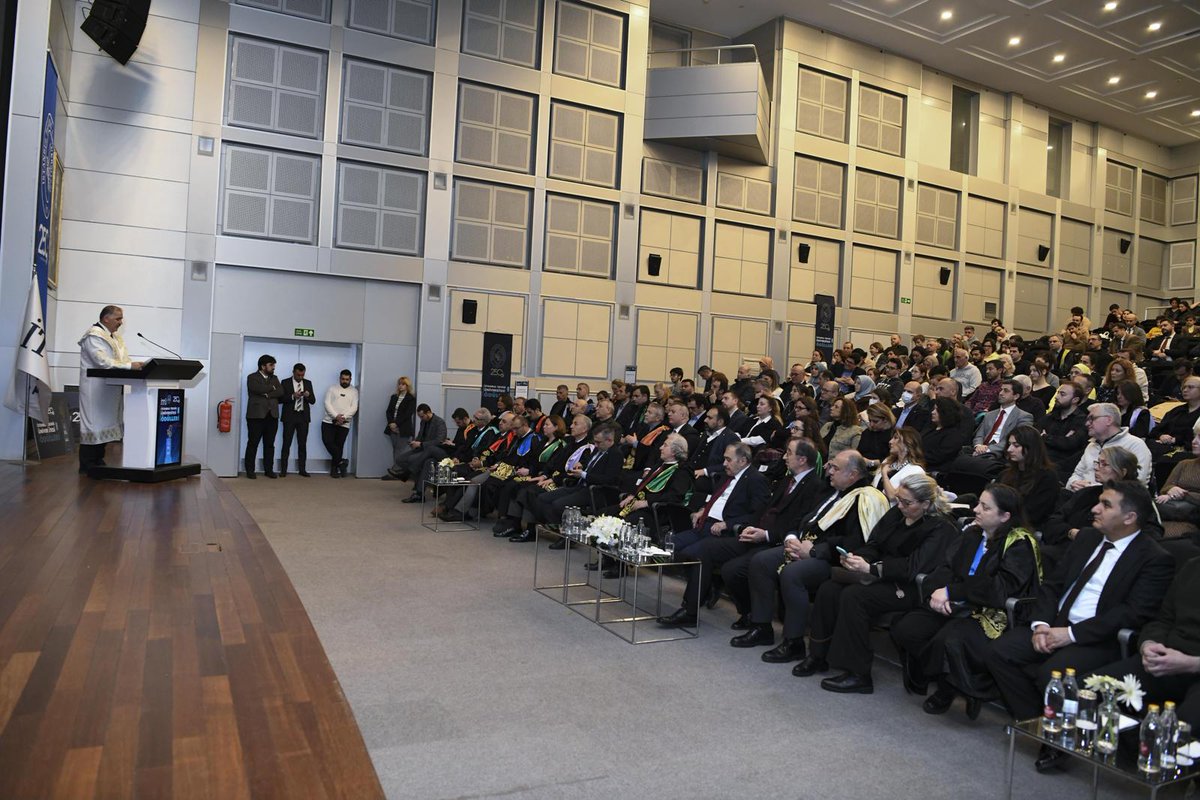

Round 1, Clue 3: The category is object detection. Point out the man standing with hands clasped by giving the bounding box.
[278,362,314,477]
[244,354,283,479]
[322,369,359,478]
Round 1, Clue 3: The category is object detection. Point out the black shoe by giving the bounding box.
[330,469,341,478]
[402,493,422,503]
[792,655,828,677]
[965,696,983,720]
[602,568,622,579]
[730,614,752,631]
[656,608,697,628]
[382,473,401,481]
[439,510,464,522]
[902,656,928,696]
[584,561,600,571]
[279,468,287,477]
[762,638,806,664]
[704,584,722,610]
[264,471,278,479]
[393,470,410,482]
[548,538,566,550]
[821,672,874,694]
[1034,744,1068,773]
[298,469,310,477]
[339,459,349,470]
[729,625,774,648]
[922,685,956,715]
[509,530,535,543]
[245,472,257,480]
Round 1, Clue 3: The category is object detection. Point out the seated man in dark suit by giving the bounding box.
[1085,556,1200,732]
[656,441,770,628]
[689,405,740,496]
[984,480,1174,772]
[533,423,623,524]
[893,381,930,431]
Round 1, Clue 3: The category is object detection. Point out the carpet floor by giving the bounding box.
[227,474,1177,800]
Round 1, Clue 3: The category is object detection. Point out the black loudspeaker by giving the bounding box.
[81,0,150,65]
[647,253,662,276]
[797,243,811,264]
[462,299,478,324]
[938,266,951,285]
[1037,244,1050,262]
[1119,238,1131,254]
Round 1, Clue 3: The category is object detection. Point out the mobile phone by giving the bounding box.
[836,546,850,556]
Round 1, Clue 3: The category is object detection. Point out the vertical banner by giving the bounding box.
[34,54,58,312]
[480,332,513,414]
[155,388,184,467]
[814,293,836,363]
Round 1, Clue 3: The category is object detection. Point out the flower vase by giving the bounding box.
[1096,691,1120,756]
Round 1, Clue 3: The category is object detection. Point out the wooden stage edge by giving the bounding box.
[0,456,384,799]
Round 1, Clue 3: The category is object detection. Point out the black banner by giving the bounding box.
[481,332,513,414]
[155,388,184,467]
[814,294,836,363]
[33,393,73,458]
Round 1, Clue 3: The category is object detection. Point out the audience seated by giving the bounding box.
[994,425,1061,530]
[1067,403,1153,489]
[820,395,864,458]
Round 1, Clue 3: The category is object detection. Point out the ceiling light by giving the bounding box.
[1008,36,1021,46]
[1108,76,1120,85]
[1192,110,1200,118]
[1053,53,1066,63]
[1145,90,1158,99]
[1103,1,1117,10]
[940,10,953,20]
[1148,21,1161,31]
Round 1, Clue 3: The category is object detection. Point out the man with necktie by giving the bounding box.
[984,480,1173,772]
[278,362,314,477]
[533,424,623,523]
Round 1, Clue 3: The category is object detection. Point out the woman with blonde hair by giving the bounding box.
[384,376,417,480]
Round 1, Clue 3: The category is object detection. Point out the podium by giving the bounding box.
[86,358,204,482]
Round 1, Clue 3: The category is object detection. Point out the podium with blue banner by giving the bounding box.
[85,358,204,482]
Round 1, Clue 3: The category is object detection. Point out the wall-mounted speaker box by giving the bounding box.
[1119,238,1131,254]
[1037,244,1050,262]
[938,267,951,285]
[797,243,811,263]
[81,0,150,64]
[647,253,662,276]
[462,299,478,325]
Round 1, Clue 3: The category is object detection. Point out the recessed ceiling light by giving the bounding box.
[1145,90,1158,99]
[1053,53,1066,63]
[940,10,953,20]
[1008,36,1021,46]
[1108,76,1121,85]
[1148,21,1161,31]
[1192,110,1200,118]
[1103,1,1117,10]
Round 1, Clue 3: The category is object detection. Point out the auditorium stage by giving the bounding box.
[0,456,382,798]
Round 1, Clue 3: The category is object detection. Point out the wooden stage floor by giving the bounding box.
[0,457,383,799]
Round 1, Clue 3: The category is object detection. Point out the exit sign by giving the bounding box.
[294,328,315,337]
[899,297,912,305]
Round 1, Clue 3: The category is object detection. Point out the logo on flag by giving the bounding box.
[4,274,53,422]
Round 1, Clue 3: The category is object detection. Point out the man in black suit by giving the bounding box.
[665,400,702,455]
[244,354,283,479]
[615,384,648,434]
[657,441,771,628]
[533,424,623,523]
[689,406,740,481]
[278,362,314,477]
[548,384,571,419]
[985,480,1174,772]
[721,390,749,435]
[1047,334,1078,378]
[395,404,448,499]
[893,381,930,431]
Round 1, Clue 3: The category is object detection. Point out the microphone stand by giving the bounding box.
[136,332,183,360]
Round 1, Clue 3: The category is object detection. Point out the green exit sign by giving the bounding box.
[899,297,912,305]
[294,328,315,337]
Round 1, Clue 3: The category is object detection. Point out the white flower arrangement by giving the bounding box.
[438,457,455,467]
[584,515,625,546]
[1083,673,1145,712]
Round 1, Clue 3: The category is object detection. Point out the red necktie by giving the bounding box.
[985,409,1007,445]
[697,475,731,525]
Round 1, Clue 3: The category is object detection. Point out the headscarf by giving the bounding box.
[854,375,876,400]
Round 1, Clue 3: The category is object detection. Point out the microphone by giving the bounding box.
[137,332,182,359]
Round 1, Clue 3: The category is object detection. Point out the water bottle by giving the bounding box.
[1138,704,1163,774]
[663,530,676,558]
[1160,701,1178,770]
[1043,671,1064,737]
[1061,668,1079,748]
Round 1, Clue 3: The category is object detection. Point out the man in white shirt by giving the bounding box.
[1067,403,1153,489]
[985,480,1173,771]
[949,348,982,399]
[322,369,359,478]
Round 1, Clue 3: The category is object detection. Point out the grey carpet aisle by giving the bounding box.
[228,476,1171,800]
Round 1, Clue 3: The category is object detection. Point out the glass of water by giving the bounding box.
[1075,689,1097,755]
[663,531,675,559]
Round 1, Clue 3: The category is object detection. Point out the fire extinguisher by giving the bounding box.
[217,398,234,433]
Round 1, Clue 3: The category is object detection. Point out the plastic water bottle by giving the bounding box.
[1061,668,1079,748]
[1043,671,1064,737]
[1139,704,1163,774]
[1160,701,1178,770]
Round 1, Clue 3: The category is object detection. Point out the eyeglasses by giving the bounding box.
[895,496,921,507]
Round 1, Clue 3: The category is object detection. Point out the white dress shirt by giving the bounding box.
[708,465,749,522]
[1033,531,1139,640]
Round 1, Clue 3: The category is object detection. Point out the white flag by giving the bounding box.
[4,274,52,423]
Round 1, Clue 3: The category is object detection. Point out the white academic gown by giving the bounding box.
[77,324,132,444]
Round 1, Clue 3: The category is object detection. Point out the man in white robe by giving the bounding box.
[77,305,142,472]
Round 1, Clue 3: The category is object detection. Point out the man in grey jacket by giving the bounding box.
[395,404,448,500]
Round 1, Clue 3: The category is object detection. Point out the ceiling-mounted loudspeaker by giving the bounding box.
[462,299,478,325]
[1119,238,1131,254]
[647,253,662,276]
[797,243,811,264]
[81,0,150,64]
[1037,244,1050,262]
[938,267,951,285]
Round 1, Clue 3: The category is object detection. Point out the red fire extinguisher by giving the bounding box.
[217,398,234,433]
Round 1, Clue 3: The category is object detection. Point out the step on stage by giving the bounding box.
[0,456,382,799]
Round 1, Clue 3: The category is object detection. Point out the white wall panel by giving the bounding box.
[359,342,418,476]
[62,170,189,230]
[212,266,366,342]
[214,236,320,272]
[138,0,202,23]
[363,281,421,345]
[58,220,187,259]
[68,52,197,119]
[64,117,192,182]
[54,251,185,307]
